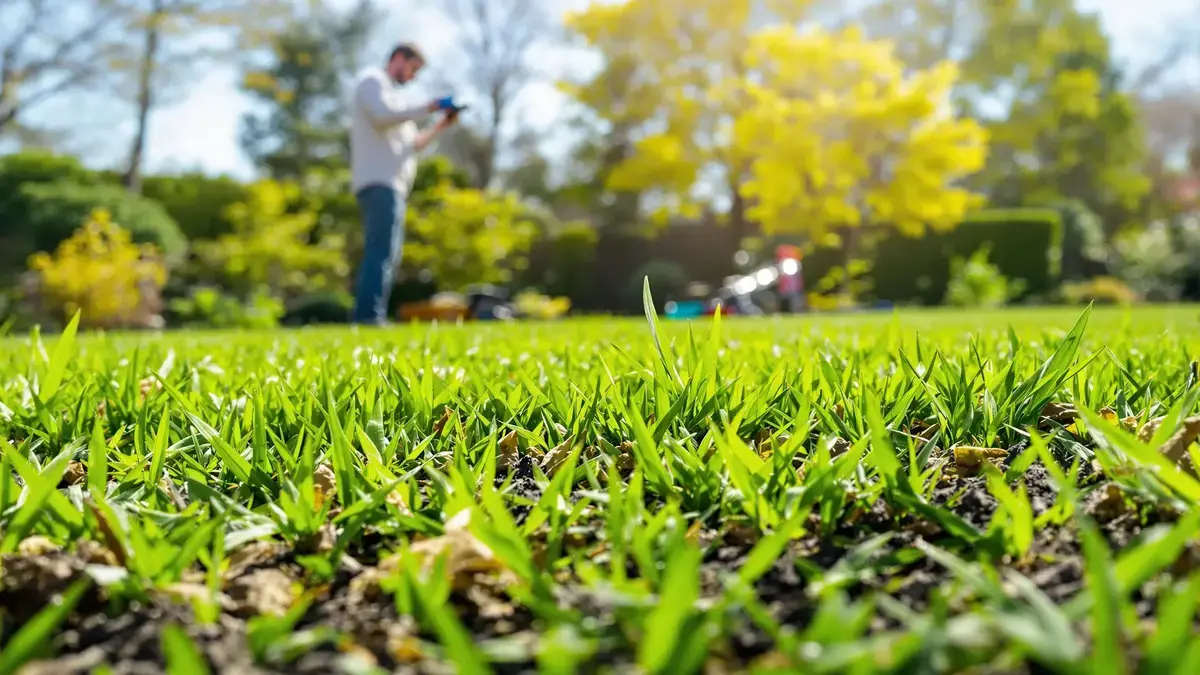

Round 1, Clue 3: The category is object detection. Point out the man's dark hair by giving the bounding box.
[389,44,425,64]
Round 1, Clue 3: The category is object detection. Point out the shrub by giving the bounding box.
[1059,276,1139,305]
[625,260,687,313]
[17,182,187,265]
[0,153,179,279]
[514,291,571,320]
[168,286,284,329]
[1109,217,1200,301]
[405,185,540,291]
[944,246,1027,308]
[27,209,168,329]
[871,208,1063,305]
[535,222,598,305]
[1049,200,1108,280]
[282,290,354,326]
[140,173,251,240]
[192,179,349,301]
[0,151,99,199]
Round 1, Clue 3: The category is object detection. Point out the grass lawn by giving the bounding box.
[2,303,1200,673]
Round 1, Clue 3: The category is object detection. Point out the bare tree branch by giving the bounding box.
[0,0,130,134]
[429,0,553,188]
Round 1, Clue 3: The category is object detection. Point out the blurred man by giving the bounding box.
[349,43,458,325]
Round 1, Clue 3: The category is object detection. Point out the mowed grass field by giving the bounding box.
[2,303,1200,674]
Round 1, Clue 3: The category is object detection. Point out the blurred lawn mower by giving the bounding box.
[397,284,513,322]
[666,245,806,319]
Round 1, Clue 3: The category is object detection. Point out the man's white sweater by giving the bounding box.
[349,67,427,196]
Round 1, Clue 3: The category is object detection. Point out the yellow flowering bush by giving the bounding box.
[405,185,539,291]
[513,291,571,320]
[194,179,348,299]
[28,208,167,328]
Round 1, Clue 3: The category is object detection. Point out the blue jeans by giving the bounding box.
[353,185,405,324]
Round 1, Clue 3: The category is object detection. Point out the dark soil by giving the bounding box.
[1,454,1183,674]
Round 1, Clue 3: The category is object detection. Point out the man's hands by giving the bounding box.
[414,111,459,151]
[436,109,460,130]
[426,96,458,114]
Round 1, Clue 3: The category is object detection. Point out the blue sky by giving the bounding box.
[38,0,1200,180]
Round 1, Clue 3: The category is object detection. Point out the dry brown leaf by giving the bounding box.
[386,619,425,664]
[158,583,233,610]
[139,378,162,399]
[915,423,940,442]
[17,536,59,556]
[829,436,851,457]
[1066,407,1120,436]
[386,489,413,516]
[540,438,574,477]
[1138,416,1167,443]
[407,509,513,591]
[952,446,1008,476]
[314,463,336,508]
[498,429,520,469]
[466,585,515,619]
[1085,483,1131,523]
[76,539,119,567]
[1158,416,1200,471]
[225,541,283,578]
[616,441,636,474]
[62,461,87,487]
[87,503,128,567]
[298,523,337,555]
[227,568,296,617]
[1039,402,1079,424]
[754,428,775,458]
[724,523,760,547]
[433,407,453,434]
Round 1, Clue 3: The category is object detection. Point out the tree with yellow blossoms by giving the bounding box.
[564,0,989,256]
[28,209,168,329]
[733,25,989,245]
[563,0,811,244]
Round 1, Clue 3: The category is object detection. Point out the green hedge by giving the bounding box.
[858,208,1060,305]
[0,152,101,239]
[797,209,1063,304]
[18,183,187,262]
[140,173,250,241]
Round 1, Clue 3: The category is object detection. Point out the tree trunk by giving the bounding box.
[0,55,18,132]
[481,83,503,189]
[729,187,749,265]
[123,0,165,195]
[839,226,860,297]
